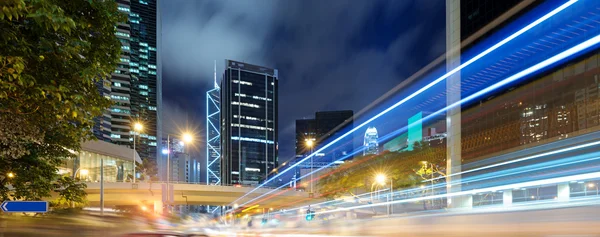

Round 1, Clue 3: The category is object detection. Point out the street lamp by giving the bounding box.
[373,173,393,215]
[7,172,14,178]
[165,131,194,212]
[73,168,89,181]
[133,122,143,183]
[305,138,315,194]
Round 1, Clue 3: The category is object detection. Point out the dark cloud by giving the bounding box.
[160,0,446,176]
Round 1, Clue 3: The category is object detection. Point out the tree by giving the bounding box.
[52,176,87,208]
[137,158,159,182]
[0,0,123,201]
[317,141,446,199]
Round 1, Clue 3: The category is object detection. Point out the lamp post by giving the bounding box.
[133,122,143,183]
[375,173,393,215]
[305,139,315,195]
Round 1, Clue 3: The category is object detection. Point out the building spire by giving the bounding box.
[214,60,219,89]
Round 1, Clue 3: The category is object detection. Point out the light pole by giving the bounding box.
[305,139,314,195]
[375,173,393,215]
[133,122,143,183]
[164,132,194,212]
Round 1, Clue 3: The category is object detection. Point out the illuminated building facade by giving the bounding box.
[363,127,379,156]
[220,60,278,185]
[206,63,221,185]
[94,0,161,176]
[444,0,600,206]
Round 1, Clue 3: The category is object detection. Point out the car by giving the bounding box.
[121,231,208,237]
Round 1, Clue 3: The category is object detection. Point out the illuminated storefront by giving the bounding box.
[59,140,142,182]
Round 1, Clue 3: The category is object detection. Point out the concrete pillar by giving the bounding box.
[449,194,472,209]
[558,183,570,201]
[154,200,164,215]
[503,190,513,206]
[446,0,464,209]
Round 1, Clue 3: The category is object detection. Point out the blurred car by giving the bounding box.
[121,231,208,237]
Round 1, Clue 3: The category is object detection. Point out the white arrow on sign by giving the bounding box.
[1,202,7,212]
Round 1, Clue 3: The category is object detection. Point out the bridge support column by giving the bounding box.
[446,0,463,209]
[503,189,513,206]
[448,194,472,209]
[558,183,570,201]
[154,200,163,215]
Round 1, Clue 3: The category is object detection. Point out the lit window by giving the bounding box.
[114,82,122,87]
[130,69,139,73]
[231,101,259,108]
[140,91,148,96]
[140,55,148,59]
[231,123,273,131]
[231,136,274,144]
[118,6,130,12]
[130,62,139,67]
[252,95,272,101]
[149,106,157,111]
[149,71,156,75]
[148,136,156,140]
[148,64,156,69]
[234,93,247,97]
[129,13,139,17]
[120,58,130,63]
[149,142,157,146]
[139,0,148,5]
[149,47,156,51]
[121,45,130,51]
[139,66,148,71]
[115,32,130,38]
[111,108,130,114]
[111,134,121,139]
[130,20,140,24]
[139,42,148,47]
[110,95,129,101]
[139,85,148,90]
[232,80,252,86]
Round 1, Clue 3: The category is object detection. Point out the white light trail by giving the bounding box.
[228,0,579,206]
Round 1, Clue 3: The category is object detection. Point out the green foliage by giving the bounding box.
[318,141,446,199]
[0,0,123,201]
[53,176,87,206]
[138,158,159,181]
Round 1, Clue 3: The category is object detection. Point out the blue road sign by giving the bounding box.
[1,201,48,213]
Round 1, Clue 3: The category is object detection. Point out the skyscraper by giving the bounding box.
[220,60,278,186]
[206,62,221,185]
[363,127,379,156]
[295,110,354,160]
[94,0,161,174]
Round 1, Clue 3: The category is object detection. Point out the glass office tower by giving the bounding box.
[220,60,278,186]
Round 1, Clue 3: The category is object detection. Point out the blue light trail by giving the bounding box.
[229,0,579,206]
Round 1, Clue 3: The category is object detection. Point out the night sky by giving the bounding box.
[160,0,446,175]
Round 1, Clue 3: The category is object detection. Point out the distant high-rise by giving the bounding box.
[94,0,161,177]
[161,138,198,183]
[363,127,379,156]
[220,60,278,185]
[295,110,354,160]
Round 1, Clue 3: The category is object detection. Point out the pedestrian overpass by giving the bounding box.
[82,182,321,209]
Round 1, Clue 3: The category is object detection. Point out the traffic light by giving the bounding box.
[305,209,315,221]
